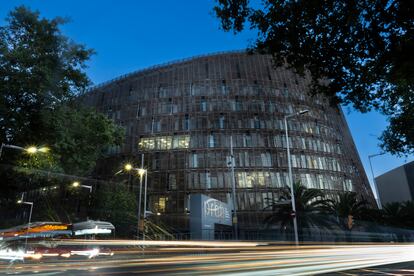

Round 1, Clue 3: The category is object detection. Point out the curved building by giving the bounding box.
[82,51,375,233]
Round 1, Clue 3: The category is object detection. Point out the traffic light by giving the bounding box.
[347,215,354,230]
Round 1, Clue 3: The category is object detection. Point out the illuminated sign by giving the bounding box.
[204,198,231,221]
[190,194,233,240]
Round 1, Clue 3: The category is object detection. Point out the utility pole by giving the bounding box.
[230,136,238,240]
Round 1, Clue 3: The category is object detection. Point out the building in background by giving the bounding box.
[376,161,414,205]
[81,51,375,234]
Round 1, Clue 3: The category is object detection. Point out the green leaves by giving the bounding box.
[214,0,414,155]
[91,184,137,237]
[0,6,94,145]
[0,7,123,203]
[42,104,124,176]
[264,182,326,232]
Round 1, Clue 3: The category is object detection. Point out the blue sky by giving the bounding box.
[1,0,412,196]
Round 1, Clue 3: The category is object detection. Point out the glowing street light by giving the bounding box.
[25,146,50,154]
[17,194,33,253]
[138,168,146,177]
[0,143,49,158]
[72,181,92,192]
[284,109,309,246]
[124,163,133,171]
[121,163,148,240]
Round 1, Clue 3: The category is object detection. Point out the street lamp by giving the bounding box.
[17,194,33,253]
[72,181,92,192]
[123,163,147,240]
[368,152,385,209]
[284,109,309,246]
[229,135,238,240]
[0,143,49,158]
[72,181,92,219]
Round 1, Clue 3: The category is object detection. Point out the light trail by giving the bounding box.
[1,242,414,275]
[41,239,265,247]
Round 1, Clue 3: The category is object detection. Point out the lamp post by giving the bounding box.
[229,135,238,240]
[72,181,92,192]
[368,152,385,209]
[17,194,33,253]
[0,143,49,158]
[72,181,93,218]
[284,109,309,246]
[4,144,47,252]
[143,170,148,241]
[124,163,147,240]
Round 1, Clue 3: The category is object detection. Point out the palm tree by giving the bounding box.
[382,202,405,227]
[381,202,409,241]
[401,201,414,228]
[320,192,367,241]
[264,182,327,241]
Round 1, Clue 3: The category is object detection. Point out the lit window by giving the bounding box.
[139,135,190,150]
[219,114,225,129]
[156,197,166,213]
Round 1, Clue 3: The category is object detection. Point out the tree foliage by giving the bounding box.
[382,201,414,228]
[0,7,123,201]
[214,0,414,155]
[0,6,94,145]
[91,184,137,237]
[321,192,367,219]
[264,182,327,239]
[42,105,124,175]
[320,192,368,231]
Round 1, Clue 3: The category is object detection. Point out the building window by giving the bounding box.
[219,114,225,129]
[206,172,211,189]
[168,174,177,190]
[155,197,166,213]
[208,132,215,148]
[139,135,190,150]
[261,152,272,167]
[243,132,252,147]
[221,80,227,95]
[190,152,198,168]
[184,114,190,130]
[344,179,353,191]
[254,115,260,129]
[201,97,207,111]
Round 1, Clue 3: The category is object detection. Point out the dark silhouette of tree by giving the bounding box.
[382,202,405,227]
[401,201,414,228]
[91,184,137,238]
[320,192,367,240]
[264,182,327,240]
[0,6,94,145]
[0,7,123,215]
[214,0,414,156]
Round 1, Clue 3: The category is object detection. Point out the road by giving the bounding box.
[1,241,414,275]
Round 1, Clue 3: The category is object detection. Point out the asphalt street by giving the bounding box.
[1,241,414,275]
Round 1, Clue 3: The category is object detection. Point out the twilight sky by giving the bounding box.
[1,0,412,197]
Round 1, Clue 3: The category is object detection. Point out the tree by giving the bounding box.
[320,192,367,231]
[381,201,414,229]
[0,6,94,146]
[214,0,414,155]
[0,7,123,211]
[382,202,405,227]
[91,184,137,238]
[42,104,124,176]
[264,182,327,240]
